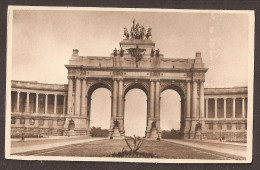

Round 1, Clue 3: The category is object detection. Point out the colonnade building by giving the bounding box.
[10,24,248,142]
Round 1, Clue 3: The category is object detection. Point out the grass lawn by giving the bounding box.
[16,139,245,160]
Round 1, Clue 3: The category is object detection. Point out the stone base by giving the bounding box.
[183,132,190,139]
[111,127,124,139]
[148,128,159,139]
[65,130,76,136]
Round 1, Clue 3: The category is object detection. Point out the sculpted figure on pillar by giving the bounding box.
[113,119,119,128]
[151,121,157,128]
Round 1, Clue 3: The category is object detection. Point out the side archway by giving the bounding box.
[85,80,112,135]
[160,82,186,137]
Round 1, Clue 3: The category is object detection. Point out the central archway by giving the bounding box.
[123,82,149,137]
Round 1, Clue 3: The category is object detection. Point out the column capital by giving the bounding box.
[45,93,49,96]
[80,77,87,80]
[112,78,122,81]
[192,79,199,82]
[150,79,160,82]
[75,76,82,80]
[67,76,74,79]
[199,79,205,83]
[185,80,191,83]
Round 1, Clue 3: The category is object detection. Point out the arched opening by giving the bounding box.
[160,85,184,139]
[124,84,148,137]
[87,82,111,137]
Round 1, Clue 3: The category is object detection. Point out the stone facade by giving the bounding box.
[10,38,248,141]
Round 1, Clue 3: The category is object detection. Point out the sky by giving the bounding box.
[10,8,252,136]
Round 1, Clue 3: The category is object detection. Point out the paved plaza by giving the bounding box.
[11,138,246,160]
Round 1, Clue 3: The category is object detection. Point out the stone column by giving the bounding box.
[155,80,160,118]
[205,98,208,118]
[75,78,81,115]
[16,91,20,112]
[112,79,118,117]
[214,98,218,118]
[35,93,39,113]
[63,95,66,115]
[242,97,245,118]
[186,81,191,118]
[26,92,30,113]
[81,78,87,116]
[192,80,197,118]
[117,79,123,117]
[233,98,236,118]
[149,81,155,118]
[45,94,48,114]
[223,98,226,118]
[67,77,73,115]
[54,94,57,114]
[199,81,204,118]
[117,79,124,135]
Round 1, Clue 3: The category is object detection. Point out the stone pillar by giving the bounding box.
[112,79,118,117]
[54,94,57,114]
[242,97,245,118]
[63,95,66,115]
[67,77,73,115]
[16,91,20,112]
[223,98,226,118]
[117,79,123,117]
[214,98,217,118]
[81,78,87,116]
[199,81,204,118]
[233,98,236,118]
[75,78,81,115]
[149,81,155,118]
[117,79,124,135]
[155,80,161,138]
[192,80,197,118]
[35,93,39,113]
[205,98,208,118]
[45,94,48,114]
[26,92,30,113]
[155,80,160,118]
[184,81,191,139]
[186,81,191,118]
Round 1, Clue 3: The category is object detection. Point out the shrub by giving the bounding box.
[90,126,109,137]
[161,129,182,139]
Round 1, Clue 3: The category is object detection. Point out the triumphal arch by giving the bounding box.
[65,21,207,139]
[11,21,247,141]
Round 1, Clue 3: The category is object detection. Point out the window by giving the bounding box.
[48,120,53,126]
[208,124,213,130]
[227,124,232,130]
[217,124,222,130]
[236,124,242,130]
[11,118,16,124]
[20,118,25,124]
[57,119,65,126]
[38,119,44,126]
[29,119,35,125]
